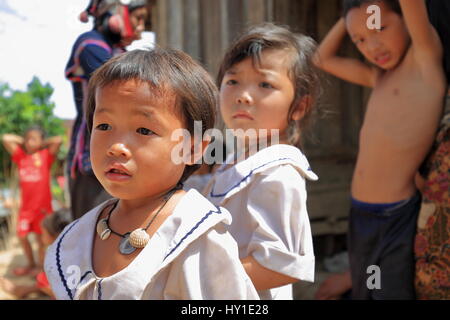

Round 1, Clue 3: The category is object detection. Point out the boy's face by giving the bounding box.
[90,80,187,200]
[219,49,297,142]
[24,130,43,153]
[345,1,410,70]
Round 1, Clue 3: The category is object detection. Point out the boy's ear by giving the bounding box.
[185,135,211,166]
[291,95,312,121]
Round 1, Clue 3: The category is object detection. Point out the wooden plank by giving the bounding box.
[183,0,201,60]
[166,0,184,50]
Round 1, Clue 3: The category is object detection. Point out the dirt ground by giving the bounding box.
[0,235,51,300]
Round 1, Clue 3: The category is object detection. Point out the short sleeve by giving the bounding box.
[11,146,25,164]
[42,148,55,168]
[246,165,315,282]
[79,44,112,79]
[163,225,259,300]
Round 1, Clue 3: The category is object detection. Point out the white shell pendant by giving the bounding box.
[96,219,111,240]
[119,233,136,255]
[100,228,111,241]
[129,229,150,248]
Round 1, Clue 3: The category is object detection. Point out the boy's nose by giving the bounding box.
[107,143,131,158]
[367,37,381,52]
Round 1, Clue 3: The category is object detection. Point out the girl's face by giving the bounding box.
[345,1,410,70]
[219,49,300,143]
[90,80,187,200]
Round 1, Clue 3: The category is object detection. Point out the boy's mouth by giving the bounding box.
[374,53,391,66]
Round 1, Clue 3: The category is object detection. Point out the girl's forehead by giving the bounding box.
[229,48,293,74]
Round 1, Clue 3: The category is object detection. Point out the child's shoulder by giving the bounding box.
[208,145,318,200]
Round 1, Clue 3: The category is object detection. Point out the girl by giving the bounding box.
[204,23,321,300]
[44,49,258,300]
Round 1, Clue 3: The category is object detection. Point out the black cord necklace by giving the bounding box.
[96,185,180,255]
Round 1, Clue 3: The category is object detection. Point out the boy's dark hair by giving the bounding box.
[343,0,402,17]
[217,23,321,148]
[86,48,218,184]
[24,125,45,139]
[42,208,72,238]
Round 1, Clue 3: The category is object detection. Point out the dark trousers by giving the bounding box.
[348,192,421,300]
[68,172,112,220]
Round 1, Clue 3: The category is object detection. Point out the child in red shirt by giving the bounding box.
[2,127,62,276]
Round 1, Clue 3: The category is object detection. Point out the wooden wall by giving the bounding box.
[152,0,370,236]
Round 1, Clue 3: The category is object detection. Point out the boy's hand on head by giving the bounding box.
[1,133,24,155]
[398,0,443,64]
[45,136,63,155]
[314,18,376,88]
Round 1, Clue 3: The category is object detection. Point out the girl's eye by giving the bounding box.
[377,26,386,33]
[260,82,274,89]
[136,127,154,136]
[226,79,238,86]
[95,124,111,131]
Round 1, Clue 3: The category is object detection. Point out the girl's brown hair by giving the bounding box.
[85,48,218,183]
[217,23,322,148]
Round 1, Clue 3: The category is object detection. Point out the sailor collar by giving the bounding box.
[50,189,231,300]
[209,144,318,201]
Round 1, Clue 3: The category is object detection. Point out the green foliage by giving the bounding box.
[0,77,67,183]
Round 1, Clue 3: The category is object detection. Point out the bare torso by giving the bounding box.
[352,49,446,203]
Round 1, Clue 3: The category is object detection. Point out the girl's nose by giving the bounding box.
[107,143,131,159]
[236,91,253,105]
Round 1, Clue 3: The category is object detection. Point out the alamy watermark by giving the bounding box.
[366,5,381,30]
[170,121,281,166]
[367,265,381,290]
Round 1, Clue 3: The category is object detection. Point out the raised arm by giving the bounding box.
[1,134,24,155]
[313,18,376,88]
[399,0,442,62]
[44,136,63,155]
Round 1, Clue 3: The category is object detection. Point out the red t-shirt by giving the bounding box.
[12,147,55,218]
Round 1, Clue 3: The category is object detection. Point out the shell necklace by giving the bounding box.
[96,189,176,255]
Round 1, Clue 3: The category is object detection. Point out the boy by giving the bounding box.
[2,127,62,276]
[314,0,446,299]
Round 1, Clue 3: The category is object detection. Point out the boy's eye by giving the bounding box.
[226,79,238,86]
[354,38,364,45]
[136,127,154,136]
[260,82,274,89]
[377,26,386,33]
[95,123,111,131]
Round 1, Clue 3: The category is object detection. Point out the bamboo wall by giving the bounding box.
[152,0,370,236]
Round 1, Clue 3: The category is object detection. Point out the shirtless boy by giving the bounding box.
[314,0,446,299]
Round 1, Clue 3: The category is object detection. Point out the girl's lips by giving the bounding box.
[232,112,254,120]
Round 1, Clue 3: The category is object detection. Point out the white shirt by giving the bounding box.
[204,144,318,300]
[44,189,258,300]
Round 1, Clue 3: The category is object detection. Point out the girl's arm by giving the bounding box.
[1,134,24,155]
[241,256,298,291]
[399,0,443,63]
[44,136,63,155]
[313,18,376,88]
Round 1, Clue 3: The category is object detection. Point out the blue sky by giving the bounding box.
[0,0,154,120]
